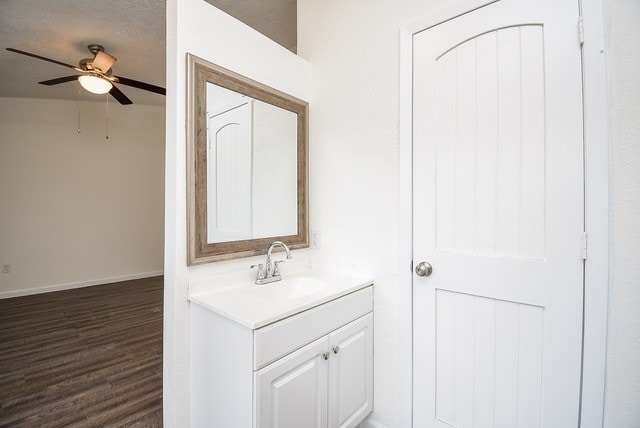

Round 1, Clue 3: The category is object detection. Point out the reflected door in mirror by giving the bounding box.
[206,82,298,244]
[207,100,252,242]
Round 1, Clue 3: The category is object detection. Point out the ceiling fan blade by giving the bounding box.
[6,48,78,69]
[93,51,117,73]
[39,75,80,86]
[114,76,166,95]
[109,85,133,105]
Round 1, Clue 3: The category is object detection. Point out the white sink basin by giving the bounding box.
[257,277,329,300]
[189,270,373,329]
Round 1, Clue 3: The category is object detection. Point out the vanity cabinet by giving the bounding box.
[190,285,374,428]
[328,313,374,428]
[255,313,373,428]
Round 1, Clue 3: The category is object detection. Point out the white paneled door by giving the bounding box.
[412,0,584,426]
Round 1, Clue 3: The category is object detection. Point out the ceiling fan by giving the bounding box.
[6,44,165,105]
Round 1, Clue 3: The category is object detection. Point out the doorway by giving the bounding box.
[410,0,585,425]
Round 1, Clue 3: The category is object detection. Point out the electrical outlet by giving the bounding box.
[2,264,10,274]
[310,229,321,250]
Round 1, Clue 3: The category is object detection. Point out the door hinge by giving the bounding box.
[578,15,585,46]
[582,231,588,260]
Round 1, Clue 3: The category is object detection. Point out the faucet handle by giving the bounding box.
[273,260,286,276]
[250,263,266,279]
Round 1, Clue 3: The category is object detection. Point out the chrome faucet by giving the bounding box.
[250,241,292,285]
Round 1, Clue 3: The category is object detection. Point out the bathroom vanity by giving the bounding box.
[189,271,374,428]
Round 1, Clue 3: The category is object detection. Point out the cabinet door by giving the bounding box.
[328,313,374,428]
[255,336,329,428]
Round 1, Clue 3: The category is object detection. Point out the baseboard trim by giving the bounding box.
[0,271,164,299]
[359,416,387,428]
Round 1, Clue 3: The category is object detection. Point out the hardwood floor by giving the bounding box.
[0,276,163,427]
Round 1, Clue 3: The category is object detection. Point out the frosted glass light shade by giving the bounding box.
[79,75,113,94]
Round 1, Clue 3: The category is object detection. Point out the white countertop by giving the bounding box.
[188,270,373,329]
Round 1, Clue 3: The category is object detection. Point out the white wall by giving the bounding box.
[0,97,165,297]
[163,0,639,425]
[603,0,640,426]
[297,0,640,426]
[164,0,311,424]
[297,1,453,425]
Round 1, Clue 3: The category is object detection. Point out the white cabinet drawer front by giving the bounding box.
[254,336,329,428]
[254,287,373,370]
[328,313,374,428]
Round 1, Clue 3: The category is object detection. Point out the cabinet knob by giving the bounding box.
[322,352,330,360]
[332,346,340,354]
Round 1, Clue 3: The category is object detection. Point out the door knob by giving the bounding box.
[415,262,433,277]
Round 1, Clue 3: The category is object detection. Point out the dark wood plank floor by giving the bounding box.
[0,276,163,427]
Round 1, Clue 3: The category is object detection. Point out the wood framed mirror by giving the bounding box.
[187,54,308,265]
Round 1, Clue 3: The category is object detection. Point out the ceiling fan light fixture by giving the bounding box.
[92,51,117,73]
[79,74,112,94]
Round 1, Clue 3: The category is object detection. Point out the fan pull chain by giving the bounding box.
[105,93,110,140]
[76,89,82,133]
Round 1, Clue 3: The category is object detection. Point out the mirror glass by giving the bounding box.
[206,83,298,243]
[187,54,308,264]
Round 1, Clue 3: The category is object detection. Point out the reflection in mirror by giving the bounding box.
[187,54,308,265]
[206,83,298,243]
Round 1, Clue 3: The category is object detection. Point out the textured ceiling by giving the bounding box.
[205,0,297,52]
[0,0,167,106]
[0,0,296,107]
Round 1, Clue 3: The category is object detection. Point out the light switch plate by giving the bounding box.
[310,229,321,250]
